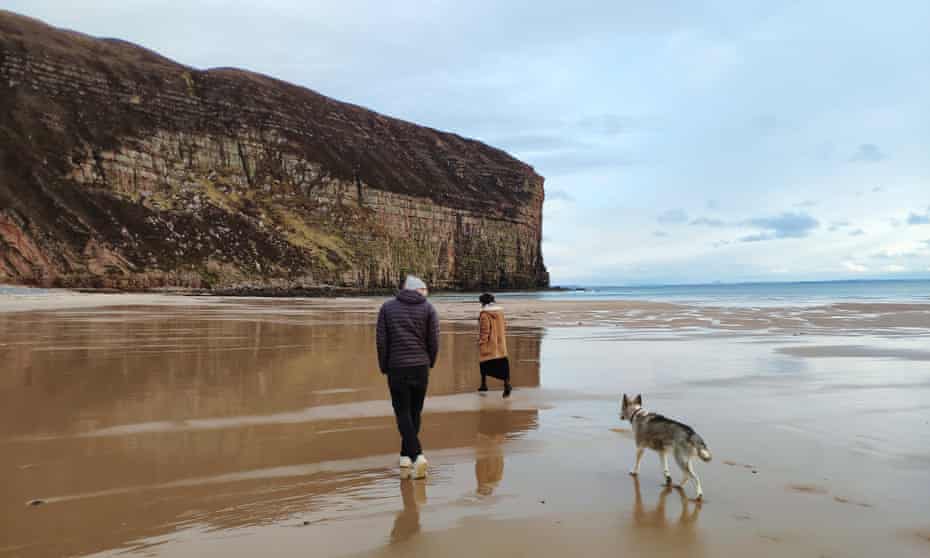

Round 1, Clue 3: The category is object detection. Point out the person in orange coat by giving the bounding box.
[477,293,512,398]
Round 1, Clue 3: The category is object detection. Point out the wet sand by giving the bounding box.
[1,295,929,557]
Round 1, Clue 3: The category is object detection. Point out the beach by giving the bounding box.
[1,292,929,557]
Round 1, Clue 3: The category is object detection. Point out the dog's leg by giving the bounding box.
[630,447,645,476]
[674,449,692,492]
[687,458,703,501]
[660,451,672,485]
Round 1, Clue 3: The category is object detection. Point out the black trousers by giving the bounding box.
[387,365,429,460]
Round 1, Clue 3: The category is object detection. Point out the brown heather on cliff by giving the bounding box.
[0,11,548,291]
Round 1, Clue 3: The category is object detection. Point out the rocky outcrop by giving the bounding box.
[0,11,548,291]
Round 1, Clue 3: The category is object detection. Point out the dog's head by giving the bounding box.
[620,393,643,421]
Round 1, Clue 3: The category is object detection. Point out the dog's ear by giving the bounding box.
[634,394,642,405]
[621,393,628,407]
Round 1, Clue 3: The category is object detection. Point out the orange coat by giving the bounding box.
[478,306,508,362]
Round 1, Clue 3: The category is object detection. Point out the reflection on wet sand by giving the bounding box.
[0,306,541,557]
[390,481,427,544]
[633,477,702,540]
[473,410,536,496]
[475,433,505,496]
[629,476,703,554]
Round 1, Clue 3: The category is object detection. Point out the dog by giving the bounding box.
[620,394,712,500]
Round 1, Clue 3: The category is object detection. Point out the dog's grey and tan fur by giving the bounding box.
[620,393,712,500]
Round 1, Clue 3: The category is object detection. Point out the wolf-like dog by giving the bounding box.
[620,394,712,500]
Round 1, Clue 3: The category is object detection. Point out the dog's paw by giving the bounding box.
[695,493,704,502]
[664,475,672,486]
[629,470,639,477]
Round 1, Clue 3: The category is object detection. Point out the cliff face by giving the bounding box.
[0,11,548,291]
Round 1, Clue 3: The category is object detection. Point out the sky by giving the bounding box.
[8,0,930,285]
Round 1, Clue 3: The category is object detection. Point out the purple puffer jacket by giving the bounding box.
[376,290,440,374]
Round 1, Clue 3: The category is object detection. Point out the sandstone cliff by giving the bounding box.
[0,11,548,291]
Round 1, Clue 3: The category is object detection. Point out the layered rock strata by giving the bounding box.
[0,11,548,291]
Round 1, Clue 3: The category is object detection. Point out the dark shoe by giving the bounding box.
[478,385,488,392]
[503,384,512,398]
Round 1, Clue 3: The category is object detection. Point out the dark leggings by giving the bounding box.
[388,366,429,460]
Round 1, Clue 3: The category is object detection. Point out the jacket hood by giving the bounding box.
[397,289,427,305]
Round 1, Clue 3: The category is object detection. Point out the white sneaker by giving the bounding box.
[399,456,412,479]
[412,455,429,479]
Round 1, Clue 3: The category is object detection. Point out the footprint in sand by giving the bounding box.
[833,496,873,508]
[787,484,829,495]
[786,484,875,509]
[723,460,758,473]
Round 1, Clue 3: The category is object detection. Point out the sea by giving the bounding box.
[2,279,929,308]
[439,279,930,307]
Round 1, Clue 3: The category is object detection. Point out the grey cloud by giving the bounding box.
[850,143,885,163]
[653,230,669,238]
[739,233,773,242]
[576,114,649,135]
[527,149,638,175]
[872,186,885,193]
[872,250,921,260]
[546,189,575,202]
[849,228,865,236]
[907,208,930,225]
[744,212,820,238]
[829,220,850,231]
[656,209,689,224]
[690,217,727,227]
[498,133,586,153]
[794,200,818,208]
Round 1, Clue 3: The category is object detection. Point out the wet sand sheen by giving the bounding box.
[1,298,929,557]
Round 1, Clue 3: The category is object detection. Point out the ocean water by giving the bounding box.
[0,285,55,296]
[3,280,929,307]
[442,279,930,307]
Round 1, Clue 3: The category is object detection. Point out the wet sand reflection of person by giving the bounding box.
[390,480,427,544]
[475,431,505,496]
[472,409,536,496]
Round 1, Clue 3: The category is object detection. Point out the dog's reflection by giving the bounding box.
[390,480,427,544]
[629,476,703,552]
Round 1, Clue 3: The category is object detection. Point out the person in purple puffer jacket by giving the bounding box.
[376,275,440,479]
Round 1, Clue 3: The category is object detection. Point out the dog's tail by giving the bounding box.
[692,433,712,462]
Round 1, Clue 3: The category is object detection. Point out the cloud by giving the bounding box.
[843,261,869,273]
[744,212,819,239]
[885,264,907,272]
[849,228,865,236]
[849,143,885,163]
[576,114,647,136]
[794,200,819,208]
[499,133,585,153]
[656,209,689,224]
[690,217,727,227]
[828,220,850,231]
[739,233,773,242]
[871,242,927,259]
[872,186,885,193]
[653,230,669,237]
[907,208,930,225]
[547,189,575,202]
